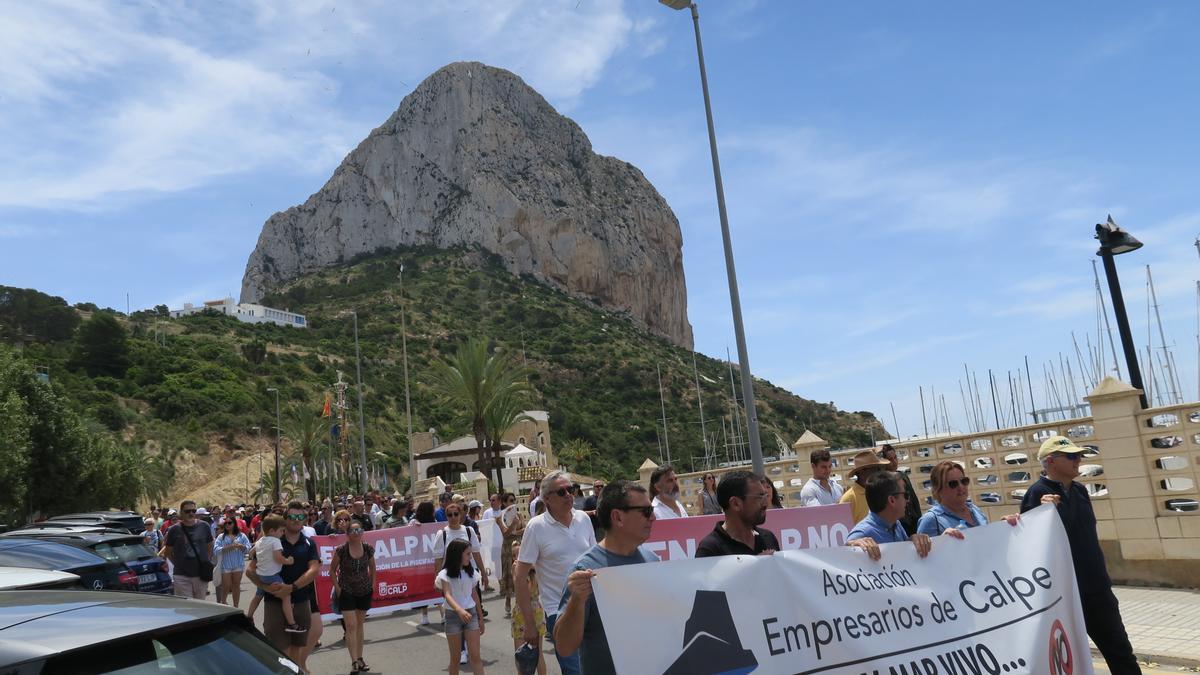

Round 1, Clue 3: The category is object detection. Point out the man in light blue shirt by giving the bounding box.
[846,471,949,561]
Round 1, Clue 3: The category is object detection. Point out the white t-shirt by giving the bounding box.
[301,525,317,539]
[433,524,480,561]
[435,568,478,611]
[800,477,844,506]
[254,535,284,577]
[516,510,596,616]
[652,495,688,520]
[481,507,498,523]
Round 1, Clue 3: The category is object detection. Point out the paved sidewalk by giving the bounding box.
[1099,586,1200,667]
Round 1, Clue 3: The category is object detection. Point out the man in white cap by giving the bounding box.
[1021,436,1140,674]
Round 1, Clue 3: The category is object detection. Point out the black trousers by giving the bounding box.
[1081,588,1140,675]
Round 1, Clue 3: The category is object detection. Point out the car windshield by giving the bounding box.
[93,541,156,563]
[41,619,297,674]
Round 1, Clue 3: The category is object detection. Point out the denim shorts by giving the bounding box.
[256,573,284,598]
[444,608,480,635]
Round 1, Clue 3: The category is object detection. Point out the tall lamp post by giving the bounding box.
[350,309,367,487]
[1095,216,1148,409]
[399,265,417,500]
[660,0,764,473]
[251,425,262,500]
[266,388,281,504]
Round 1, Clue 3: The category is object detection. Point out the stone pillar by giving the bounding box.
[638,459,659,488]
[1086,377,1162,559]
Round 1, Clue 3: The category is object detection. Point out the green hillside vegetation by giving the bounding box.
[0,247,884,518]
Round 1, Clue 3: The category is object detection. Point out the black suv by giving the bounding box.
[7,532,171,595]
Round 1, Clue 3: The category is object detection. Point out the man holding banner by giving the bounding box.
[553,480,660,673]
[845,471,945,561]
[696,470,780,557]
[1023,436,1141,674]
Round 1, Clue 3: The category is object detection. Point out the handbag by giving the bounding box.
[183,525,215,582]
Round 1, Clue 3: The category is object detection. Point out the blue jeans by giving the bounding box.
[543,613,581,675]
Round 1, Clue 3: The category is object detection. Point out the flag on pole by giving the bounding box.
[322,392,332,418]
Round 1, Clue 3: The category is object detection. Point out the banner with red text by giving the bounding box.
[644,504,855,561]
[313,522,449,622]
[594,505,1092,675]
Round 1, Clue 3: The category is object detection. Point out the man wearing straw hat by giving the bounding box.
[838,450,891,522]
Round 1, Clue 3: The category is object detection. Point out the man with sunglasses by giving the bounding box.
[879,444,922,535]
[516,470,597,675]
[247,501,321,673]
[554,480,659,673]
[696,470,780,557]
[845,472,944,561]
[1021,436,1140,674]
[161,499,215,599]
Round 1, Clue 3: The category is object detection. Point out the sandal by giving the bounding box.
[350,661,361,674]
[355,658,370,672]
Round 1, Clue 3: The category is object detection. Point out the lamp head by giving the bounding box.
[1095,215,1142,256]
[659,0,692,9]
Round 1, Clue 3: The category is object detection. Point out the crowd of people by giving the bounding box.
[142,433,1140,675]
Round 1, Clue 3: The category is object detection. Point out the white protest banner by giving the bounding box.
[592,505,1092,675]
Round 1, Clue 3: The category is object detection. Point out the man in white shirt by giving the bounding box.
[515,470,596,675]
[649,464,688,519]
[800,448,844,506]
[480,493,500,523]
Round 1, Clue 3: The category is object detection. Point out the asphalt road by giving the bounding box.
[231,576,538,675]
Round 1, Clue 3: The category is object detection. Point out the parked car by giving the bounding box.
[0,591,297,673]
[48,511,144,534]
[10,532,170,595]
[4,524,120,536]
[24,519,129,532]
[0,539,135,592]
[0,568,81,591]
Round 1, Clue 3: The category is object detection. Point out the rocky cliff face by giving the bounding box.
[241,61,693,348]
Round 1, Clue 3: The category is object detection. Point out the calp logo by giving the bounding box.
[663,590,758,675]
[1047,619,1073,675]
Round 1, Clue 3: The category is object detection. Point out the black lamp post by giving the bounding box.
[1094,216,1148,409]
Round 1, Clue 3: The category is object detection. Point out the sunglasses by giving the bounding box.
[287,514,306,520]
[946,477,971,489]
[447,511,462,518]
[549,487,571,498]
[182,509,197,515]
[348,528,363,534]
[617,506,654,518]
[1052,453,1083,461]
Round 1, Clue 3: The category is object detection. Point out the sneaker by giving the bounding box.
[418,614,429,626]
[460,650,469,665]
[284,623,307,633]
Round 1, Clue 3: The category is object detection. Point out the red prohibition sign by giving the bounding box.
[1048,619,1073,675]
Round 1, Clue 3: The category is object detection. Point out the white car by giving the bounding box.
[0,567,80,591]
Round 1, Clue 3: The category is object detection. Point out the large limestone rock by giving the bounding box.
[241,61,693,348]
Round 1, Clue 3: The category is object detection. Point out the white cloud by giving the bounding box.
[0,1,641,210]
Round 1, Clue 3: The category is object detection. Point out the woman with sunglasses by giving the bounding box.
[214,518,251,607]
[917,461,1018,536]
[699,474,722,515]
[330,520,376,673]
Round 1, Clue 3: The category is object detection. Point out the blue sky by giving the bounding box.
[4,1,1200,440]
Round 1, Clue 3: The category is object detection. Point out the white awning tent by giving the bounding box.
[504,443,540,468]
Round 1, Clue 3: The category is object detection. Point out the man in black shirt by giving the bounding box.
[1021,436,1140,675]
[248,500,321,673]
[696,470,780,557]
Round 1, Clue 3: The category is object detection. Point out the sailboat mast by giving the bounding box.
[692,353,709,462]
[919,386,929,437]
[1147,265,1182,404]
[656,363,671,465]
[890,402,902,441]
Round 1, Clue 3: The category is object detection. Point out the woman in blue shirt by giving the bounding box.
[917,461,1018,537]
[214,518,251,607]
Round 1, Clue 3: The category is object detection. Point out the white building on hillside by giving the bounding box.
[169,297,307,328]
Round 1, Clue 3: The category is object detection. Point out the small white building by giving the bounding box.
[170,297,307,328]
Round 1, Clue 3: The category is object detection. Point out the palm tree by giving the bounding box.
[558,438,596,476]
[256,464,298,504]
[431,338,533,491]
[483,390,533,491]
[285,404,328,501]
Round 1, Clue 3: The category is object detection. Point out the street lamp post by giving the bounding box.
[266,388,281,504]
[251,426,262,500]
[661,0,765,474]
[1095,216,1148,409]
[399,265,417,500]
[351,312,369,494]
